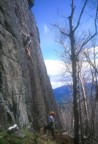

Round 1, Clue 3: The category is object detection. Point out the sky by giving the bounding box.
[32,0,69,88]
[32,0,70,60]
[32,0,98,89]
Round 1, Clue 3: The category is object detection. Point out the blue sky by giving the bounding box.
[32,0,98,88]
[32,0,68,60]
[32,0,84,60]
[32,0,70,88]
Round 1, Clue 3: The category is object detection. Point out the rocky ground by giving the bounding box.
[41,133,74,144]
[55,133,74,144]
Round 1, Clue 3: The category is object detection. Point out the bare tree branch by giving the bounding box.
[56,39,71,56]
[77,4,98,55]
[84,52,98,73]
[74,0,89,32]
[52,24,69,36]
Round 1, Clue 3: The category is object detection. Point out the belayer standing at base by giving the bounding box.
[43,111,56,140]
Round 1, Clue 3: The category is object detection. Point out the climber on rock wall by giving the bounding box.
[24,34,31,56]
[21,30,32,57]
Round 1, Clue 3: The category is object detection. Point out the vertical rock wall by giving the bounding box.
[0,0,60,130]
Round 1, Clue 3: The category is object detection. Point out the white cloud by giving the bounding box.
[44,60,69,88]
[44,60,64,76]
[44,46,98,89]
[43,25,50,33]
[51,81,66,89]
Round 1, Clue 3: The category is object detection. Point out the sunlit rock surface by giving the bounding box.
[0,0,61,130]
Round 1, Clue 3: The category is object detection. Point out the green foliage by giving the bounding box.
[0,130,57,144]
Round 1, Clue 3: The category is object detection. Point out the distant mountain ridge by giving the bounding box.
[53,83,96,104]
[53,85,73,103]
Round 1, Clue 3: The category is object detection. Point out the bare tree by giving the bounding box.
[53,0,98,143]
[82,43,98,142]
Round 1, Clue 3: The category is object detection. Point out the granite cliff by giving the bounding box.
[0,0,61,130]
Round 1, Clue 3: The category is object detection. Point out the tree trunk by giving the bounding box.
[79,76,89,136]
[69,19,79,143]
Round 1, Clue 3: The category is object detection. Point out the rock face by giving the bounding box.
[0,0,61,130]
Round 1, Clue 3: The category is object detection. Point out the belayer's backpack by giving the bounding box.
[47,116,54,126]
